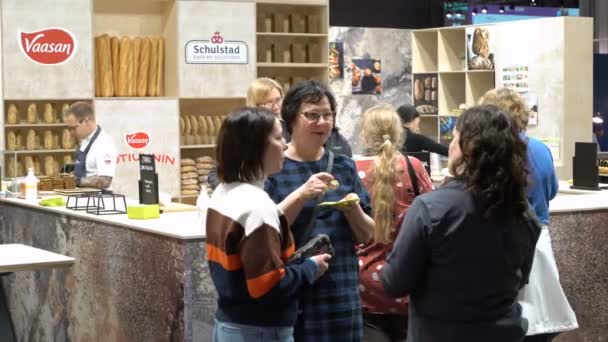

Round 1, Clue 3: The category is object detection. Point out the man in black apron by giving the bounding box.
[63,102,117,190]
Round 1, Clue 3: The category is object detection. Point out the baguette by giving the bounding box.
[137,38,151,97]
[111,36,120,94]
[189,115,199,143]
[117,36,131,97]
[156,38,164,96]
[197,115,208,144]
[130,37,142,96]
[147,38,159,96]
[94,36,101,97]
[99,35,114,97]
[205,116,216,144]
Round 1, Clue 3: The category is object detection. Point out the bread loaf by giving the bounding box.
[156,38,164,96]
[62,128,73,149]
[181,158,195,166]
[181,171,198,179]
[182,178,198,185]
[7,130,17,150]
[61,103,70,117]
[132,38,142,91]
[197,168,211,176]
[147,38,159,96]
[181,166,197,173]
[198,175,208,183]
[189,114,199,144]
[95,36,101,97]
[181,184,199,191]
[63,155,73,165]
[128,38,138,97]
[7,159,16,178]
[99,35,114,97]
[44,156,56,176]
[27,103,38,124]
[184,115,192,136]
[26,129,37,150]
[43,130,54,150]
[196,156,214,163]
[117,36,131,97]
[43,103,56,123]
[16,133,23,150]
[23,156,34,172]
[196,162,214,170]
[53,133,60,149]
[111,36,120,94]
[137,38,151,97]
[205,116,216,144]
[198,115,209,144]
[7,104,18,124]
[213,116,223,134]
[33,157,42,176]
[181,189,198,196]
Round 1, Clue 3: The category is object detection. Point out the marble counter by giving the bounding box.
[0,199,217,342]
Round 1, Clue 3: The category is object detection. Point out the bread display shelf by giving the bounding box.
[181,145,215,150]
[256,32,327,38]
[4,149,76,155]
[5,124,68,128]
[257,63,327,68]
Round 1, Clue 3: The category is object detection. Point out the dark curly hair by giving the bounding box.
[281,80,337,135]
[451,105,529,221]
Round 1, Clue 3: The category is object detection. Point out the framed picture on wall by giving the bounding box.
[413,73,438,115]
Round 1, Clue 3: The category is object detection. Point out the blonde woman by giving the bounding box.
[480,88,578,342]
[355,104,433,342]
[246,77,284,117]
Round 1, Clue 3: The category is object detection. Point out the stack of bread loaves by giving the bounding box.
[181,158,199,196]
[95,35,164,97]
[180,114,227,146]
[196,156,214,189]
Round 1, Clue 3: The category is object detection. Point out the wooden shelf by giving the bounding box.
[412,30,438,73]
[256,0,327,5]
[466,70,495,73]
[5,123,67,128]
[180,144,215,149]
[257,62,327,68]
[438,28,466,72]
[256,32,327,38]
[4,149,76,155]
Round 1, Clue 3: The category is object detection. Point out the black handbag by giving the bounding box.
[288,151,336,264]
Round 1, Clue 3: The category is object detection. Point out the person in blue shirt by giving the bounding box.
[480,88,578,342]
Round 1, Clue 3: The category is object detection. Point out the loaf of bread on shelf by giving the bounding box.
[196,156,214,164]
[147,38,159,96]
[137,38,151,97]
[472,27,490,58]
[43,103,57,123]
[205,116,216,144]
[43,130,54,150]
[7,159,15,178]
[181,166,197,173]
[62,128,73,149]
[99,34,114,97]
[111,36,120,94]
[34,157,42,176]
[7,104,18,124]
[180,116,185,137]
[181,184,199,191]
[181,171,198,179]
[15,133,23,150]
[53,133,60,149]
[63,154,73,166]
[181,189,198,196]
[197,115,208,144]
[156,38,164,96]
[213,116,223,134]
[95,36,101,97]
[23,156,34,172]
[117,36,131,97]
[414,79,424,101]
[7,130,17,151]
[181,158,195,166]
[27,103,38,124]
[182,178,198,185]
[132,38,142,89]
[128,38,138,97]
[44,156,56,176]
[197,168,212,176]
[61,103,70,117]
[189,115,200,144]
[26,129,37,150]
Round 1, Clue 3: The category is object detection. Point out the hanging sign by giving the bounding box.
[19,28,78,65]
[185,32,248,64]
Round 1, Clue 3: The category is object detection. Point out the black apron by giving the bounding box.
[74,126,102,184]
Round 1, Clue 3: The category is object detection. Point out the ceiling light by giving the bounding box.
[481,6,488,14]
[446,11,453,18]
[499,6,505,13]
[456,10,463,18]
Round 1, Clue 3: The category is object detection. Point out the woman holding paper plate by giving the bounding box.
[265,80,374,342]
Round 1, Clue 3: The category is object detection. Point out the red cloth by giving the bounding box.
[356,155,433,314]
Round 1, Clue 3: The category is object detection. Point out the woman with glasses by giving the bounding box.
[381,105,541,342]
[247,77,285,118]
[265,80,374,341]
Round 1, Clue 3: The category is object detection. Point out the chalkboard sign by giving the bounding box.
[139,153,159,204]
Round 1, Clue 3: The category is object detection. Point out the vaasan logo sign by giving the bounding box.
[185,32,248,64]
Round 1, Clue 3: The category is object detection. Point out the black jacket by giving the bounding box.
[402,127,449,157]
[382,180,540,342]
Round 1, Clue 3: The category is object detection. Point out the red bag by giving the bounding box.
[358,241,408,315]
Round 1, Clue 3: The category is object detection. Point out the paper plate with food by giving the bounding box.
[319,193,360,208]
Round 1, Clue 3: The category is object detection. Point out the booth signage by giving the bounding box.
[125,132,150,149]
[185,32,248,64]
[19,28,78,65]
[138,153,159,205]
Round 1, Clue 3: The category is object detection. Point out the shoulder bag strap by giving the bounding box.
[295,150,334,246]
[403,154,420,197]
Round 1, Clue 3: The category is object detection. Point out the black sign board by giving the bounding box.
[572,142,600,191]
[139,153,159,204]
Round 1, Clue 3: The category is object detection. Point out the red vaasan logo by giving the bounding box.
[19,28,78,65]
[125,132,150,149]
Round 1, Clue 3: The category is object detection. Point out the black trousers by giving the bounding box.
[523,333,560,342]
[363,312,408,342]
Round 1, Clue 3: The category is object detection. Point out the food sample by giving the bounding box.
[329,180,339,189]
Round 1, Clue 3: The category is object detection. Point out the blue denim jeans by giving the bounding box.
[213,319,294,342]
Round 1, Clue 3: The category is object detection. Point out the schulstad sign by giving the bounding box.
[19,28,78,65]
[185,32,248,64]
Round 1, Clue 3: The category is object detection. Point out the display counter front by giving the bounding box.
[0,197,217,342]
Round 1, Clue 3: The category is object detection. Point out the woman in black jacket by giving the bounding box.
[381,105,541,342]
[397,104,448,156]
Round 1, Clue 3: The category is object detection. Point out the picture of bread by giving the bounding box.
[414,79,424,101]
[111,36,120,93]
[26,129,37,150]
[27,103,38,124]
[62,128,73,149]
[472,27,490,58]
[137,38,151,97]
[148,38,159,96]
[7,130,17,151]
[43,103,56,123]
[117,37,131,97]
[7,104,18,124]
